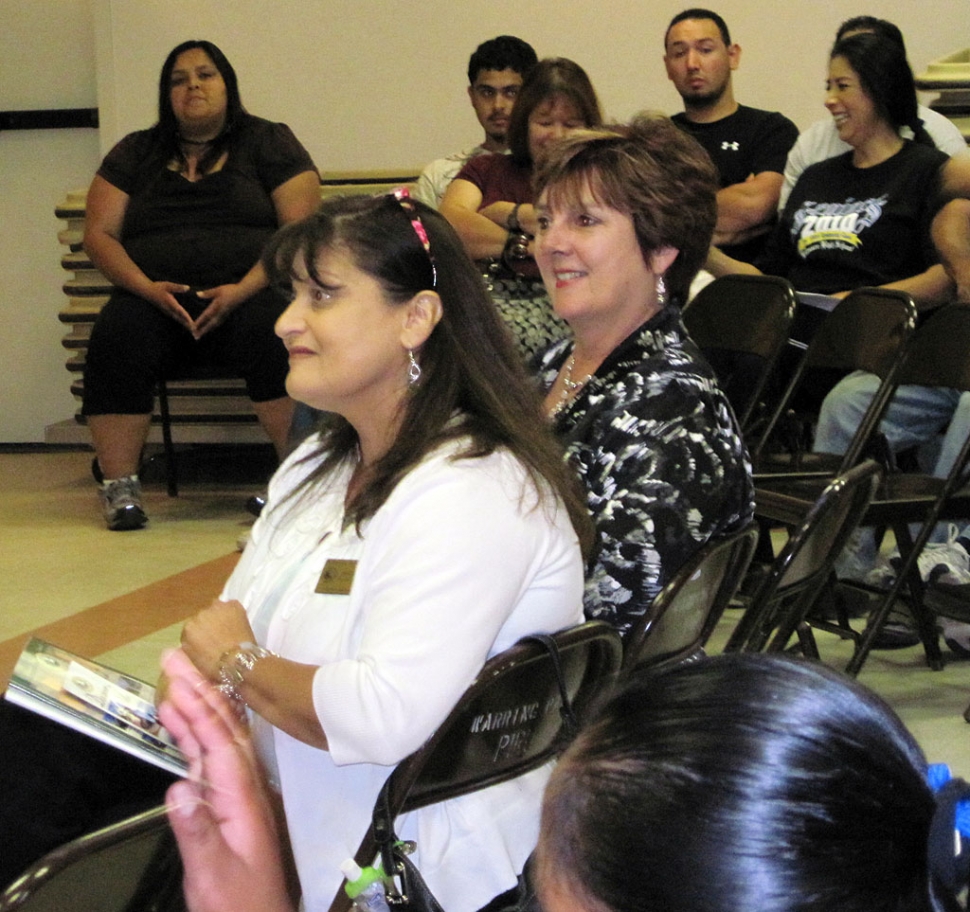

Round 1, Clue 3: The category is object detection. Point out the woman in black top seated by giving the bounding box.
[707,33,970,312]
[82,40,320,530]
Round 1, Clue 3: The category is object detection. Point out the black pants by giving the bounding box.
[0,699,176,889]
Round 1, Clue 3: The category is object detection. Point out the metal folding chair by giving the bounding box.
[0,807,183,912]
[622,523,759,672]
[329,621,623,912]
[754,306,970,674]
[750,287,917,479]
[682,274,796,433]
[725,460,883,656]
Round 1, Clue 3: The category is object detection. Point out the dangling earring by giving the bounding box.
[407,349,422,386]
[656,274,667,307]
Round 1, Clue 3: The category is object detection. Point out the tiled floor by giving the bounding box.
[1,448,968,775]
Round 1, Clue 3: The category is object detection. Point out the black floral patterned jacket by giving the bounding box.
[537,305,754,637]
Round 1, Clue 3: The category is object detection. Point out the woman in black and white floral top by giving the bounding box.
[533,116,754,636]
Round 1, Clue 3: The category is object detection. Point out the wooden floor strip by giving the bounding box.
[0,552,239,688]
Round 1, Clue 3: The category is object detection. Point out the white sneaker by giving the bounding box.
[865,524,969,588]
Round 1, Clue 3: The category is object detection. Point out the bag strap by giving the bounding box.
[370,633,577,907]
[518,633,579,741]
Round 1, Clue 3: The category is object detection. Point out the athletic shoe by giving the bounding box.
[939,616,970,657]
[865,524,970,589]
[867,531,970,650]
[99,476,147,531]
[834,528,879,582]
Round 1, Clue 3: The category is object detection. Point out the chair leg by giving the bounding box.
[892,523,945,671]
[845,524,945,676]
[157,380,179,498]
[794,621,821,659]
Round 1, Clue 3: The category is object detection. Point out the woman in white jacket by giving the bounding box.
[172,190,591,912]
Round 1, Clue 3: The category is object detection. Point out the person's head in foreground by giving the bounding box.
[263,191,591,538]
[159,649,970,912]
[533,115,718,322]
[536,653,970,912]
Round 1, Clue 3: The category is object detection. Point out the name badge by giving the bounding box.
[315,559,357,595]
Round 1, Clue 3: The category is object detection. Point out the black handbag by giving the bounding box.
[370,634,578,912]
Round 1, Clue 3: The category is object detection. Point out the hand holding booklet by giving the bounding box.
[5,637,187,776]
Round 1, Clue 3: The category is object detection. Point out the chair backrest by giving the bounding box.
[725,460,883,653]
[622,523,759,672]
[893,304,970,393]
[385,621,622,815]
[750,287,917,469]
[333,622,623,911]
[682,274,797,430]
[0,807,183,912]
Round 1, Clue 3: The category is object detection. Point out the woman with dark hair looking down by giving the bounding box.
[441,57,603,359]
[537,653,970,912]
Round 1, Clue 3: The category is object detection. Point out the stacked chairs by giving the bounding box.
[682,274,796,434]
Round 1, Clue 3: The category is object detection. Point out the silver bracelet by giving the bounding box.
[216,641,277,703]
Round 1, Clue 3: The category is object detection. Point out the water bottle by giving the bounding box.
[341,858,391,912]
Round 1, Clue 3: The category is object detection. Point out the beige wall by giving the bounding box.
[95,0,967,167]
[1,0,965,440]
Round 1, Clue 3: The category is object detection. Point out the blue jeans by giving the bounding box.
[814,373,970,566]
[814,372,970,479]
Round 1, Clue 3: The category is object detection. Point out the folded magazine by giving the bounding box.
[5,637,187,776]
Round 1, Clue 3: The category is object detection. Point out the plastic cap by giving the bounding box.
[341,858,382,898]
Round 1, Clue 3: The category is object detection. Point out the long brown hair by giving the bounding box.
[264,193,593,555]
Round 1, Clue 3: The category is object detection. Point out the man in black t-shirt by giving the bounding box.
[664,8,798,263]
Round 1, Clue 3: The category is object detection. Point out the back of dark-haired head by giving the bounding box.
[533,115,718,303]
[831,32,930,145]
[262,194,593,551]
[539,653,950,912]
[154,40,246,170]
[467,35,538,84]
[506,58,602,166]
[836,15,907,56]
[665,8,732,47]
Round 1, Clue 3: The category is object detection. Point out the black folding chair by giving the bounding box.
[622,523,759,672]
[0,806,183,912]
[329,621,623,912]
[750,287,917,478]
[725,460,883,655]
[682,275,796,432]
[754,305,970,674]
[156,365,249,497]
